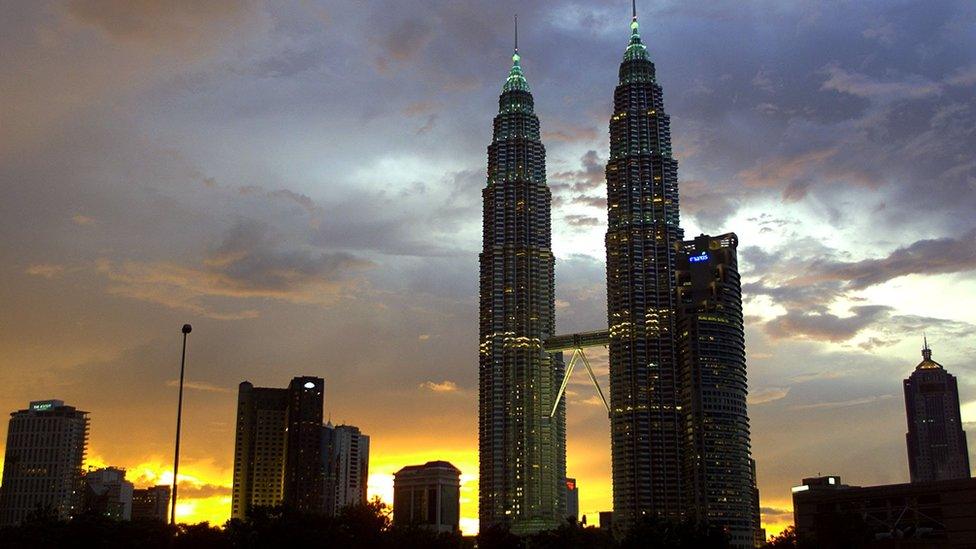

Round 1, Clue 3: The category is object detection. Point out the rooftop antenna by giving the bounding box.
[923,332,929,350]
[514,14,519,53]
[633,0,637,20]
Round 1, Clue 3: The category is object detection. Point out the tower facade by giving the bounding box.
[283,376,325,512]
[321,423,369,516]
[478,41,566,534]
[393,461,461,533]
[904,343,971,483]
[0,400,89,527]
[231,376,324,519]
[605,11,684,527]
[676,233,758,548]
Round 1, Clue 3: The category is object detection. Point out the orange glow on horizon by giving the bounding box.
[0,447,794,538]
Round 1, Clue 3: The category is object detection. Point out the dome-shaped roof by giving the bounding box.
[915,340,943,370]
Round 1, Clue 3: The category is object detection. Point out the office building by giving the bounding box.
[792,475,976,547]
[81,467,133,520]
[321,422,369,515]
[231,376,324,519]
[0,400,89,527]
[565,478,579,523]
[478,26,566,533]
[393,461,461,533]
[605,7,685,528]
[904,341,970,483]
[131,485,169,522]
[283,376,325,512]
[676,233,758,547]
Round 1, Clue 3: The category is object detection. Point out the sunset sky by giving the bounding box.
[2,0,975,539]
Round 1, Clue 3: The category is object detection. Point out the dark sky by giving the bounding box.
[1,0,974,534]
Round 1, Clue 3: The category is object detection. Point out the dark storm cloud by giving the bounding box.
[552,150,605,192]
[205,220,368,293]
[800,228,976,290]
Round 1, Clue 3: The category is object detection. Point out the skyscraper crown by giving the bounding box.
[916,337,942,370]
[503,53,530,93]
[503,16,530,93]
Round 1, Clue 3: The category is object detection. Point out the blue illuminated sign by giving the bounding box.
[688,252,709,263]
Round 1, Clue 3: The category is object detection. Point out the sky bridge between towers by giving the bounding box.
[543,329,611,417]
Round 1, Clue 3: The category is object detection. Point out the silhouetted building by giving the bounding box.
[751,459,765,547]
[82,467,133,520]
[792,475,976,547]
[0,400,89,527]
[394,461,461,533]
[131,485,169,522]
[321,422,369,515]
[284,376,324,512]
[478,29,565,534]
[599,511,613,531]
[565,478,579,522]
[231,376,324,519]
[605,9,684,529]
[904,341,970,483]
[676,233,758,548]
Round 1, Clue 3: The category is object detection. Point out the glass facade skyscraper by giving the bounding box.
[676,233,758,548]
[478,43,566,534]
[605,12,684,527]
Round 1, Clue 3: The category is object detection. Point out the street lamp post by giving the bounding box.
[170,323,192,525]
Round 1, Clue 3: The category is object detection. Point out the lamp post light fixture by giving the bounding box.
[170,323,192,525]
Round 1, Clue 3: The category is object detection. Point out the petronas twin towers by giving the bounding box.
[478,7,760,546]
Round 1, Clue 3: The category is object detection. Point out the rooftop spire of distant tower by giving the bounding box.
[515,13,518,53]
[503,14,530,92]
[624,0,648,61]
[916,334,942,369]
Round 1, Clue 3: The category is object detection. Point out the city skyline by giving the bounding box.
[1,0,975,539]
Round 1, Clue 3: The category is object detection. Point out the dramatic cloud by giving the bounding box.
[764,306,891,342]
[2,0,975,535]
[801,229,976,290]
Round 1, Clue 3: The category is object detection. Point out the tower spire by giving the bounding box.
[633,0,637,21]
[503,14,529,93]
[922,333,933,361]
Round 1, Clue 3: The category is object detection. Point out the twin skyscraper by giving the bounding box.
[478,7,761,547]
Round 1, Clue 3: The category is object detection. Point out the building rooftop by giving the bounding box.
[915,339,943,370]
[395,461,461,475]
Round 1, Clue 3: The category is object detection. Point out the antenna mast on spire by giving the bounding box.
[514,14,519,52]
[632,0,637,20]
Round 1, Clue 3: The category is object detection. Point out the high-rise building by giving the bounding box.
[478,28,566,534]
[131,485,170,522]
[283,376,325,512]
[565,478,579,523]
[605,7,684,528]
[231,376,324,519]
[904,342,971,483]
[81,467,133,520]
[393,461,461,533]
[676,233,758,548]
[321,422,369,516]
[231,382,288,519]
[0,400,89,527]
